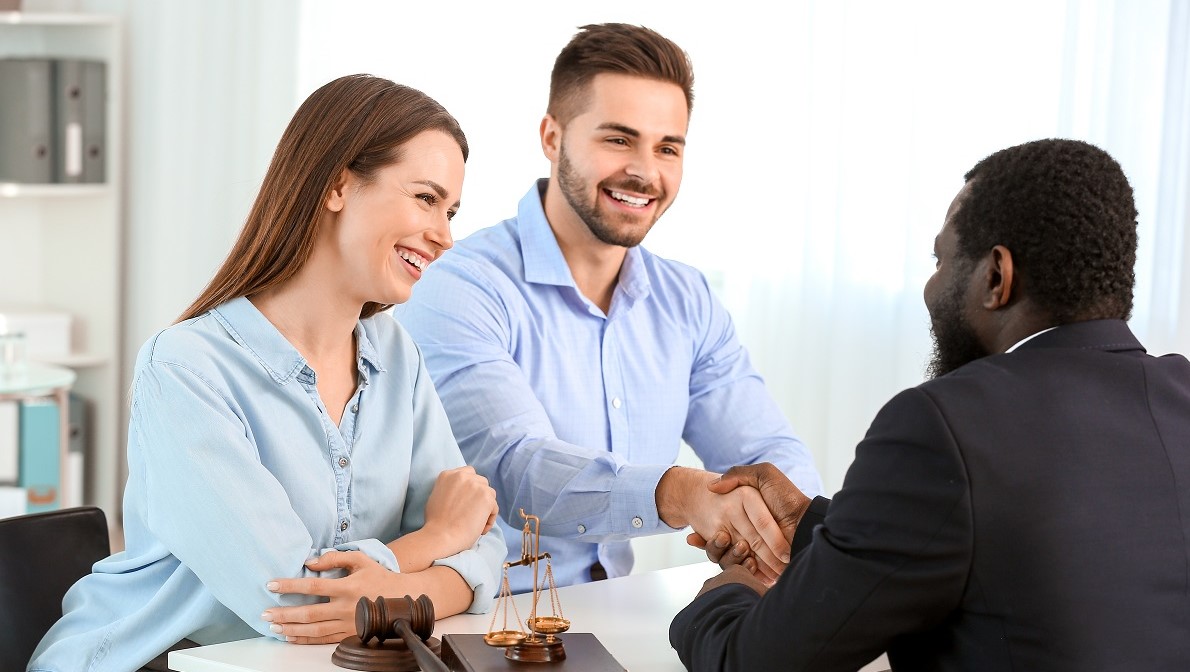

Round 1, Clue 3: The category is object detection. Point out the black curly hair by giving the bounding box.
[953,138,1138,323]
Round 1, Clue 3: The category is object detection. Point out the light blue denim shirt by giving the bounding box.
[29,297,505,672]
[396,180,822,592]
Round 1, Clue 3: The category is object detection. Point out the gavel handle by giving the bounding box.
[394,619,449,672]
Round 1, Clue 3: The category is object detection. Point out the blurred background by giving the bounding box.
[5,0,1188,569]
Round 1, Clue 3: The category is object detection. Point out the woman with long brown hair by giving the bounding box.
[31,75,504,672]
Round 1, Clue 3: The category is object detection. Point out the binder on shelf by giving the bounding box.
[18,398,59,514]
[0,400,17,485]
[0,58,55,183]
[54,59,106,183]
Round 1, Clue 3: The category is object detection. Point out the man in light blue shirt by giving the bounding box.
[398,23,822,592]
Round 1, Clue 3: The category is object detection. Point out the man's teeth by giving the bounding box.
[397,250,425,270]
[609,191,650,207]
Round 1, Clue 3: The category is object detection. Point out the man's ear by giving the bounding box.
[981,244,1016,310]
[325,169,350,213]
[540,114,562,163]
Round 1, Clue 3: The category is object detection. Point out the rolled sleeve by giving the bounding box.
[331,538,399,573]
[432,525,506,613]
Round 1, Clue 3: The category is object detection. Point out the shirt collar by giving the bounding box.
[1005,326,1058,353]
[210,296,385,385]
[516,179,652,302]
[1010,319,1145,355]
[355,320,385,374]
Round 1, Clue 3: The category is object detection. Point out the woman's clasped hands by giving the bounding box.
[262,465,498,644]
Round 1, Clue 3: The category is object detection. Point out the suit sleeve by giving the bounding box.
[670,387,972,671]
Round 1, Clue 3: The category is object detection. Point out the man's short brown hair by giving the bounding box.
[547,23,694,124]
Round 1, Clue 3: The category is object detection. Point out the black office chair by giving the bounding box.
[0,506,109,672]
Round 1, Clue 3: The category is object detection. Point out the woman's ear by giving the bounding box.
[325,169,351,212]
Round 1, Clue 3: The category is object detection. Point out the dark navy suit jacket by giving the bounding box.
[671,320,1190,671]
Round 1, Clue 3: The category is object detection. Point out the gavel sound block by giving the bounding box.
[332,594,447,672]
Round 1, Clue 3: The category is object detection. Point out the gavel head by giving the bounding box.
[356,594,435,645]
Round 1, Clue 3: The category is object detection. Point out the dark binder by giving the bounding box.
[440,633,626,672]
[53,59,106,183]
[67,392,88,505]
[0,58,55,183]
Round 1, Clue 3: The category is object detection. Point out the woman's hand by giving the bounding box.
[421,465,499,556]
[263,550,407,644]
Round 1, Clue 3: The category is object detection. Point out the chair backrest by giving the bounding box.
[0,506,109,672]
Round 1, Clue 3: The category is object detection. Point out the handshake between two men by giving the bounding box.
[655,463,812,589]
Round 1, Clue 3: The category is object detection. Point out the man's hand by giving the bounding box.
[686,529,761,576]
[687,463,811,580]
[656,467,789,581]
[696,563,770,599]
[712,463,811,544]
[263,551,406,644]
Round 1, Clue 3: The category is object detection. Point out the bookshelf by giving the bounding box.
[0,13,123,522]
[0,364,75,513]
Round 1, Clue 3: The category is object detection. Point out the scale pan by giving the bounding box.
[528,616,571,634]
[484,630,527,646]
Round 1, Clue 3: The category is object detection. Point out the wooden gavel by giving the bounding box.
[355,594,447,672]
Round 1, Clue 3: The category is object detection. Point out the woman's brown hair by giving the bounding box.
[178,74,468,322]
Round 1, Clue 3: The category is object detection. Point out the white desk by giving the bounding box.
[170,562,890,671]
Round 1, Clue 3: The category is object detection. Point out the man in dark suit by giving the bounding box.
[670,138,1190,671]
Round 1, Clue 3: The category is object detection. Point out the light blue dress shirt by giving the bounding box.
[29,297,504,672]
[396,180,822,592]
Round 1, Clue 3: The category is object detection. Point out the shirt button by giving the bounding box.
[612,397,622,409]
[351,404,359,413]
[340,520,349,532]
[577,524,586,534]
[338,457,349,468]
[631,516,643,529]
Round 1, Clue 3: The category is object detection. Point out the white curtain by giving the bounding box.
[709,0,1188,495]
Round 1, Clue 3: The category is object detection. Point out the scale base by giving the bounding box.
[505,636,566,662]
[331,634,442,672]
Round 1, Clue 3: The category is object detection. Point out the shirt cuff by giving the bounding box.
[608,463,676,536]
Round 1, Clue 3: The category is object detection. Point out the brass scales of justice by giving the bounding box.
[332,509,625,671]
[483,509,570,662]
